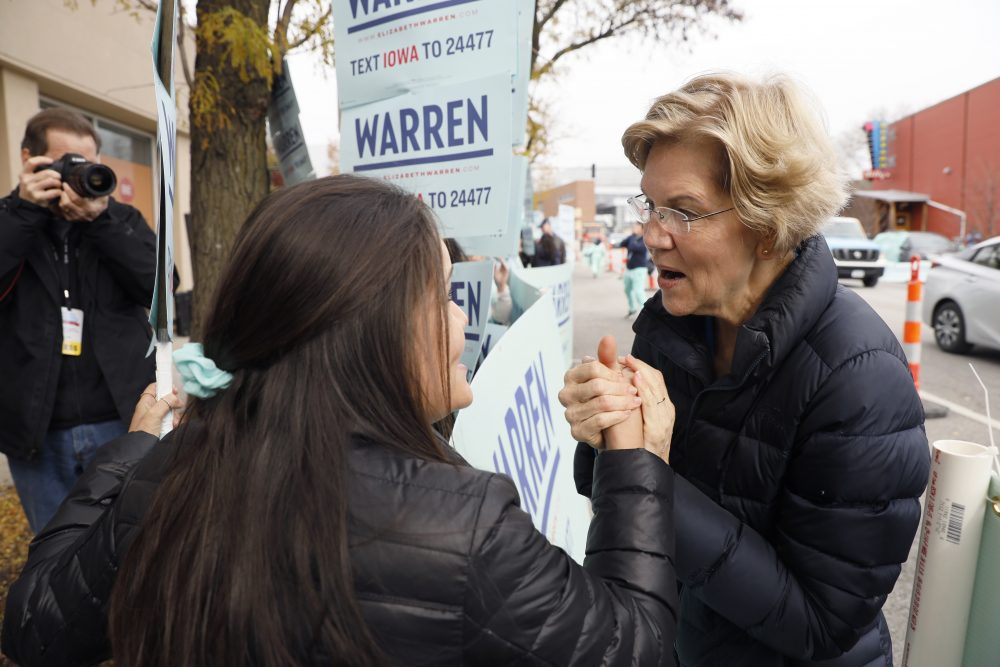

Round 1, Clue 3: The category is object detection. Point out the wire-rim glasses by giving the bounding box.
[626,194,734,233]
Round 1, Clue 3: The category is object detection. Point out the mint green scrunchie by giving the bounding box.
[173,343,234,398]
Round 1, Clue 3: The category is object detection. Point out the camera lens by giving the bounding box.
[66,163,117,198]
[86,168,114,193]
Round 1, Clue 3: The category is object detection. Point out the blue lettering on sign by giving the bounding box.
[354,96,490,172]
[450,279,482,330]
[159,98,176,207]
[348,0,480,33]
[551,281,571,326]
[491,352,559,530]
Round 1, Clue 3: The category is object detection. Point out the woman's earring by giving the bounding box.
[762,248,770,256]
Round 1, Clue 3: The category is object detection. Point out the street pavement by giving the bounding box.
[570,258,1000,666]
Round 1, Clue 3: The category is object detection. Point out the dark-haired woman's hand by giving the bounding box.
[620,354,674,463]
[559,355,640,449]
[129,383,184,436]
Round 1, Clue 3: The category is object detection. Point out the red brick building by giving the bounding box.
[852,77,1000,240]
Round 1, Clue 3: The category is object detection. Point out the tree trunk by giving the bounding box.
[189,0,271,339]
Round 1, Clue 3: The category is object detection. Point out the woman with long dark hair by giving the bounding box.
[2,175,678,667]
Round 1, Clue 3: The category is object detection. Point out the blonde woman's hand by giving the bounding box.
[129,384,184,436]
[558,340,641,449]
[620,354,674,463]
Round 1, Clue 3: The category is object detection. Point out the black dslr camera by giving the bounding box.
[35,153,117,198]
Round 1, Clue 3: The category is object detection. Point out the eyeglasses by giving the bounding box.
[626,194,734,233]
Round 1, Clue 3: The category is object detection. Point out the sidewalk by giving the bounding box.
[571,258,656,361]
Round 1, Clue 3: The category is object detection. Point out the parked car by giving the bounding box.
[922,236,1000,354]
[820,216,885,287]
[873,230,959,263]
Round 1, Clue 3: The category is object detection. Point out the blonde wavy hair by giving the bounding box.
[622,72,848,254]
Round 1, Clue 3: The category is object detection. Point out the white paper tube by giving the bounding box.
[902,440,995,667]
[155,340,173,437]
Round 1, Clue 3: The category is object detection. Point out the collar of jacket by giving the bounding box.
[632,234,837,385]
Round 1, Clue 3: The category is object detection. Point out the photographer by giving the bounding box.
[0,107,156,533]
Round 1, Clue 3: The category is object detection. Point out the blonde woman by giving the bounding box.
[560,73,930,666]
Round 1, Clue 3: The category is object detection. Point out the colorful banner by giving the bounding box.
[334,0,517,110]
[452,295,592,562]
[510,262,573,369]
[340,73,512,238]
[450,260,494,381]
[455,154,527,257]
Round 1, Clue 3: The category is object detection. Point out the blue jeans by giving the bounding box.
[623,267,648,314]
[8,419,127,533]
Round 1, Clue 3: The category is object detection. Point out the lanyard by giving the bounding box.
[51,233,77,309]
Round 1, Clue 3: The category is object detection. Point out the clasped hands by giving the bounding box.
[558,335,674,464]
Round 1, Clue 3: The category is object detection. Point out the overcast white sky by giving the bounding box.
[288,0,1000,177]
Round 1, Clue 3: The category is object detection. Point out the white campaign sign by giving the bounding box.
[510,262,573,369]
[555,204,576,249]
[450,260,494,380]
[512,0,534,147]
[340,74,512,238]
[148,2,177,341]
[334,0,517,110]
[452,295,592,562]
[455,154,527,257]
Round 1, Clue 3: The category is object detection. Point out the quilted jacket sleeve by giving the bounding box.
[670,350,928,661]
[1,432,163,667]
[463,448,678,666]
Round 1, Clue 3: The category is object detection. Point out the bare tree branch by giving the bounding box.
[284,4,332,52]
[274,0,298,62]
[176,2,194,91]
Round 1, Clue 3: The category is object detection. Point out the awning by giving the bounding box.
[851,189,930,204]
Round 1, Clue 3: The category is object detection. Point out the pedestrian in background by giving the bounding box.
[3,175,679,667]
[0,108,155,533]
[533,218,566,266]
[560,72,929,666]
[582,234,608,277]
[619,222,649,317]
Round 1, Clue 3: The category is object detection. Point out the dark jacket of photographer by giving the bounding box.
[0,188,156,461]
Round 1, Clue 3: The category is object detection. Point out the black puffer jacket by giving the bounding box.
[576,235,929,666]
[3,430,678,666]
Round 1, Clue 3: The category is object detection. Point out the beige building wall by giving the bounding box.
[535,180,597,223]
[0,0,194,290]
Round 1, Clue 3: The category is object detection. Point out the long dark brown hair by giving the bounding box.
[109,175,452,666]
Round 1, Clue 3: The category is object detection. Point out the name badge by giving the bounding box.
[61,307,83,356]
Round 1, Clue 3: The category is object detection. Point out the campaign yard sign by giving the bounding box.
[449,260,494,381]
[455,154,527,258]
[510,262,573,369]
[512,0,533,147]
[340,73,512,238]
[334,0,518,110]
[452,295,592,562]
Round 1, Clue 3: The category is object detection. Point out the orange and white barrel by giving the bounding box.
[903,255,923,390]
